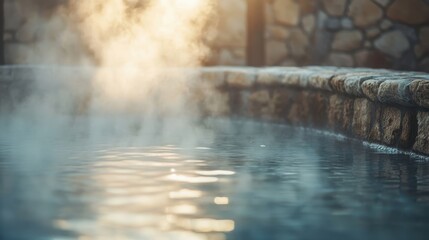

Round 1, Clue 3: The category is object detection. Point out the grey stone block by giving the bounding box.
[352,98,373,138]
[200,69,226,87]
[410,79,429,109]
[378,79,415,106]
[331,72,374,97]
[413,111,429,155]
[225,68,257,88]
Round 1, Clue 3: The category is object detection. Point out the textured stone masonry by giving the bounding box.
[196,66,429,155]
[265,0,429,71]
[4,0,429,70]
[1,66,429,156]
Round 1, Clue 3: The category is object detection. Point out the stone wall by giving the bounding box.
[196,66,429,156]
[2,0,248,66]
[207,0,247,66]
[3,0,429,70]
[266,0,429,71]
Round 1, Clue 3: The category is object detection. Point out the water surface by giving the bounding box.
[1,119,429,240]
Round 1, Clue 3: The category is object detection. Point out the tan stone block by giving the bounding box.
[248,90,272,119]
[328,95,344,130]
[327,53,354,67]
[322,0,347,16]
[266,40,288,65]
[349,0,383,27]
[218,50,245,66]
[198,90,230,116]
[257,71,283,85]
[328,94,355,133]
[366,27,381,39]
[381,107,402,146]
[387,0,429,25]
[288,29,309,57]
[352,98,372,138]
[200,70,225,87]
[267,26,290,40]
[216,0,246,47]
[332,30,363,51]
[302,15,316,34]
[272,89,294,121]
[287,91,310,125]
[309,92,328,127]
[361,78,383,101]
[410,79,429,109]
[369,105,382,143]
[298,0,318,14]
[273,0,300,26]
[226,70,256,88]
[399,111,412,148]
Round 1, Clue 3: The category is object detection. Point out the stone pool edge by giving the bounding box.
[197,66,429,156]
[0,65,428,156]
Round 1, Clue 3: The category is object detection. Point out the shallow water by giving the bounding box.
[1,119,429,240]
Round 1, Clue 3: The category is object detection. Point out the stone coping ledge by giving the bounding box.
[1,65,429,110]
[198,67,429,111]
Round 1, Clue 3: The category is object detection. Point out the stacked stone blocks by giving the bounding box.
[197,66,429,156]
[266,0,429,72]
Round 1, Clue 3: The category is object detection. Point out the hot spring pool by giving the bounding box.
[1,119,429,240]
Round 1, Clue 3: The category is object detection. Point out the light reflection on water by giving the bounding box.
[1,120,429,240]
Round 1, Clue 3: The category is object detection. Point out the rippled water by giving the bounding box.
[1,119,429,240]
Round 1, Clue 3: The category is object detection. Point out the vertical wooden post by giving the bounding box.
[246,0,265,67]
[0,0,4,65]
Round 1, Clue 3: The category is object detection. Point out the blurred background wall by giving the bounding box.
[2,0,429,72]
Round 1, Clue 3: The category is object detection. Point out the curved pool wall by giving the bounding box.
[1,65,429,156]
[197,67,429,156]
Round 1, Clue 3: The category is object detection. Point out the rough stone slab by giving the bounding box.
[369,104,382,143]
[361,79,385,102]
[287,91,311,125]
[308,92,329,128]
[380,107,403,146]
[281,69,312,88]
[378,79,414,106]
[328,95,345,131]
[352,98,373,138]
[410,80,429,109]
[199,69,226,87]
[225,68,257,88]
[194,87,230,116]
[271,88,296,121]
[330,72,375,97]
[413,111,429,155]
[307,71,334,91]
[248,90,273,119]
[257,69,285,86]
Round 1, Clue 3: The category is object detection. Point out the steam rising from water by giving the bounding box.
[4,0,220,145]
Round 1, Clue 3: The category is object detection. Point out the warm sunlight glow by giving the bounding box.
[214,197,229,205]
[65,0,216,109]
